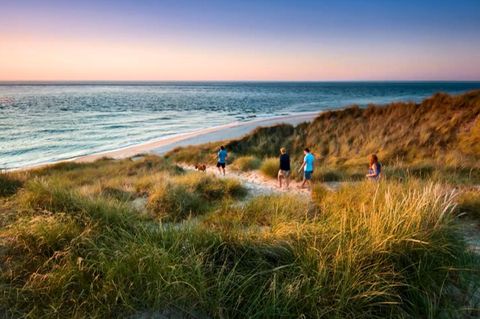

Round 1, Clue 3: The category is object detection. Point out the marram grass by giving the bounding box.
[0,157,479,318]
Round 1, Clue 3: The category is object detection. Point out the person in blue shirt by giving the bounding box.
[298,147,315,189]
[216,146,228,176]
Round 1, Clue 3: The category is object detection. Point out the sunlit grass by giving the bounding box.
[231,155,262,172]
[1,119,480,318]
[259,157,279,178]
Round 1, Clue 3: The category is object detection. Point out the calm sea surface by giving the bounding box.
[1,81,480,169]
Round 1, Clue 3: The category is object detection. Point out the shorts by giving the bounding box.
[304,170,313,180]
[216,162,225,168]
[278,170,290,177]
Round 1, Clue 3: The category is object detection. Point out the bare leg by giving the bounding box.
[300,178,307,188]
[222,167,225,176]
[278,175,283,188]
[286,175,290,188]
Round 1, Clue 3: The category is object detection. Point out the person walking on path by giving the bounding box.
[216,146,228,176]
[298,148,314,189]
[278,147,291,189]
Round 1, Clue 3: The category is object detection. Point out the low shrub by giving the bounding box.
[0,172,23,197]
[1,214,82,258]
[204,194,312,229]
[147,183,206,221]
[242,194,313,226]
[232,155,261,171]
[147,172,246,221]
[260,157,279,178]
[100,186,134,202]
[174,172,246,200]
[20,179,139,227]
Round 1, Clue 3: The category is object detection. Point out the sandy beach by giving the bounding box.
[73,112,318,163]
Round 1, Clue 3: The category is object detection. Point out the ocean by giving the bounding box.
[1,81,480,170]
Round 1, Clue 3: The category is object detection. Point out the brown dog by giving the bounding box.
[194,164,207,172]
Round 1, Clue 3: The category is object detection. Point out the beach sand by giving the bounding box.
[73,112,318,163]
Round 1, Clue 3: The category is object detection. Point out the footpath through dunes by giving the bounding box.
[177,163,341,197]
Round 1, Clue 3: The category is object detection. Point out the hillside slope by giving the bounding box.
[169,90,480,167]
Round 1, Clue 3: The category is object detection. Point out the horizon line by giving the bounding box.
[1,79,480,84]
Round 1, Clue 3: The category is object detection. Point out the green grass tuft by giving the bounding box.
[260,157,279,179]
[231,155,262,171]
[0,172,23,197]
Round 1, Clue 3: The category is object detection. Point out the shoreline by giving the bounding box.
[11,112,319,172]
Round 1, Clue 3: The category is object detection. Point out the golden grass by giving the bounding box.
[0,158,478,317]
[259,157,279,178]
[231,155,262,171]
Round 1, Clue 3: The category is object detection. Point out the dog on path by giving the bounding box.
[194,164,207,172]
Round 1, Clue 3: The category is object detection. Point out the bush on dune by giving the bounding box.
[174,172,246,200]
[203,194,312,230]
[0,172,23,197]
[260,157,278,178]
[147,183,206,221]
[148,172,246,221]
[20,178,140,227]
[0,214,83,270]
[167,142,223,165]
[231,155,261,171]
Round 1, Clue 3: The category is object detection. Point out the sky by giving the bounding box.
[1,0,479,81]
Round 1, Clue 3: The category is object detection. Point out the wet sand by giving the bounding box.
[73,112,318,163]
[12,112,318,171]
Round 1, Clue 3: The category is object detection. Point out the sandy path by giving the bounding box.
[182,163,308,196]
[180,163,342,197]
[458,217,480,255]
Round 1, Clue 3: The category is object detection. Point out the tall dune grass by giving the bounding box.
[0,172,23,197]
[0,156,478,318]
[231,155,261,171]
[259,157,279,178]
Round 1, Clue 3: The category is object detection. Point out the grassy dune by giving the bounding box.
[1,91,480,318]
[0,155,479,318]
[167,90,480,184]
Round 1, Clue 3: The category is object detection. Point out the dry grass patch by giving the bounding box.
[231,155,261,171]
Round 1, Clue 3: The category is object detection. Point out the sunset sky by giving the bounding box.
[1,0,480,81]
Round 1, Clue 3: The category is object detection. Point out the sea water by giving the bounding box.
[1,81,479,169]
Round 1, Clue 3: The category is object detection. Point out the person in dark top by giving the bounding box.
[278,147,291,188]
